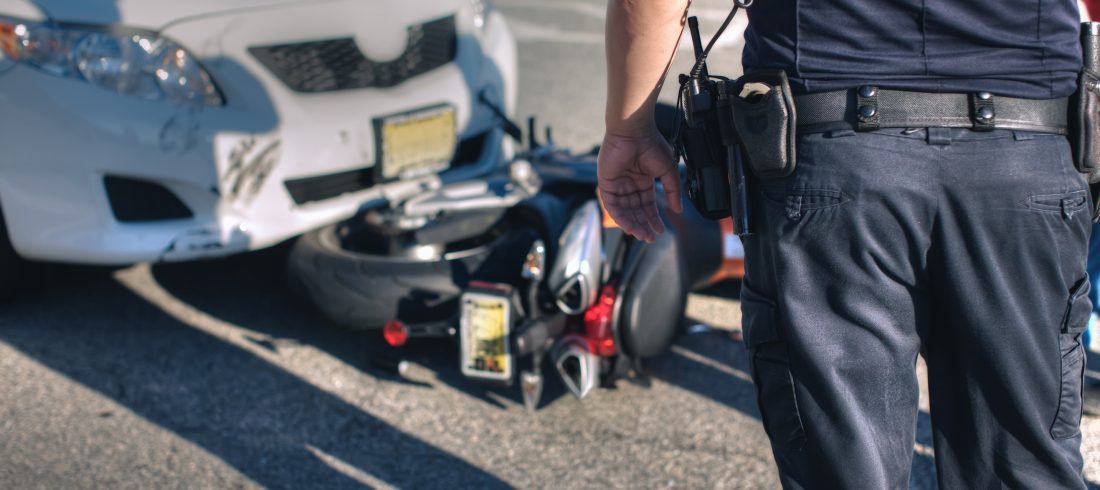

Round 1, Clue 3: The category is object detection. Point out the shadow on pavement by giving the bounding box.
[148,244,571,410]
[647,279,756,418]
[649,325,760,420]
[0,261,508,489]
[692,280,742,301]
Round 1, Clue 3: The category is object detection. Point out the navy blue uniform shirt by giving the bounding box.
[743,0,1083,98]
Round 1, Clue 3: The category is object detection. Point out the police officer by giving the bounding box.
[598,0,1090,488]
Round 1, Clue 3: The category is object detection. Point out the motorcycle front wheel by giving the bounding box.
[288,208,542,330]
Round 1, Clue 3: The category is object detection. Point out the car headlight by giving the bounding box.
[470,0,495,31]
[0,18,223,107]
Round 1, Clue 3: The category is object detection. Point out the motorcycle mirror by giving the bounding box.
[527,116,540,150]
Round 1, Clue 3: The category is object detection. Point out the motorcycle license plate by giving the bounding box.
[375,105,455,181]
[459,291,513,382]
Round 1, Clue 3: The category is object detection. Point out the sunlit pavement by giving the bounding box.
[0,1,1098,488]
[0,252,778,488]
[7,246,1099,489]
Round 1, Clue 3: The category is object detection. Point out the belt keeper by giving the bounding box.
[970,92,996,131]
[856,85,880,131]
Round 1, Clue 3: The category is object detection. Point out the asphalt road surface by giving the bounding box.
[2,1,1100,489]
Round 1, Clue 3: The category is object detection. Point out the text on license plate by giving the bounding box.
[460,292,512,381]
[378,106,456,180]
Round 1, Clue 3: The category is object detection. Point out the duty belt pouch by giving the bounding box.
[730,70,797,180]
[1073,22,1100,220]
[1069,70,1100,180]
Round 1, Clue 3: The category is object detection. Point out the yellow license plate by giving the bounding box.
[459,291,513,382]
[378,106,456,180]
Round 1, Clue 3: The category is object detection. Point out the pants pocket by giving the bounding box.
[741,285,806,449]
[1027,189,1089,220]
[1052,276,1091,439]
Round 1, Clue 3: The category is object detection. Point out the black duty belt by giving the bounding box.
[794,86,1069,135]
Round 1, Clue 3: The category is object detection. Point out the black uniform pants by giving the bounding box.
[741,127,1091,489]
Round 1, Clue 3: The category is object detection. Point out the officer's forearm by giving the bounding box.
[605,0,690,137]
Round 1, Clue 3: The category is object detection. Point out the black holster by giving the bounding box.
[676,70,799,235]
[730,70,798,180]
[1071,21,1100,221]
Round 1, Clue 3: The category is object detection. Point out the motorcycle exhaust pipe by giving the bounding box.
[551,334,600,399]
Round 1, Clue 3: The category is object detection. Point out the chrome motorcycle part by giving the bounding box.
[551,333,600,399]
[547,200,603,314]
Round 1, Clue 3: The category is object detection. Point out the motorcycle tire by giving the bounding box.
[288,210,541,330]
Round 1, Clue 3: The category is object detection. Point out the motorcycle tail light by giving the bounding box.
[383,320,409,347]
[583,284,617,357]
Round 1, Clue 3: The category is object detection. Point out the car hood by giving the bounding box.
[11,0,465,29]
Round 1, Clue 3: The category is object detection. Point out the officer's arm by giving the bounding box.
[605,0,690,137]
[599,0,688,242]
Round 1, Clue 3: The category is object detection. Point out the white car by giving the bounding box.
[0,0,516,284]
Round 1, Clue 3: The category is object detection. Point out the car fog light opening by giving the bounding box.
[103,175,193,222]
[0,17,223,107]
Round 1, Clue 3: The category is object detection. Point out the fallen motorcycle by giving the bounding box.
[288,122,736,409]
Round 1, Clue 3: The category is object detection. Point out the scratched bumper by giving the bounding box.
[0,59,507,265]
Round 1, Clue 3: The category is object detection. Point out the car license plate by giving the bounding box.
[459,291,513,382]
[376,105,456,181]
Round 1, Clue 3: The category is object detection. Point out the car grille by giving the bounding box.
[284,167,377,206]
[249,16,457,93]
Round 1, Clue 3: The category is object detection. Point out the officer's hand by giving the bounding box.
[597,128,683,243]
